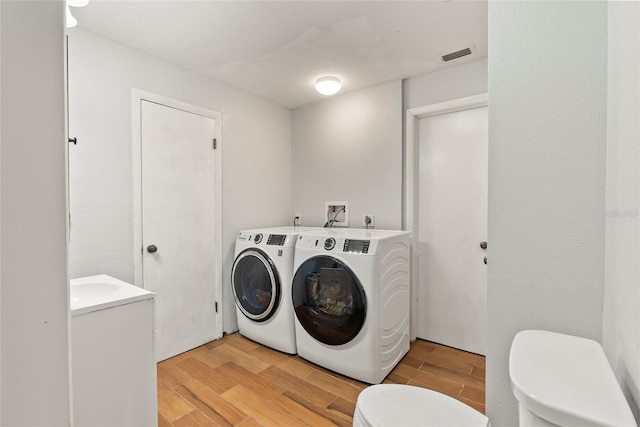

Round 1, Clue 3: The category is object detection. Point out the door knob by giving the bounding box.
[480,241,487,250]
[147,244,158,253]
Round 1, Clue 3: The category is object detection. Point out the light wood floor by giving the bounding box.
[157,333,485,426]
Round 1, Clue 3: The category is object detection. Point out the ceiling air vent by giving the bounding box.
[442,47,473,62]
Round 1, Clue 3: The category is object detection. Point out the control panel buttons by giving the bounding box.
[324,237,336,251]
[254,233,263,244]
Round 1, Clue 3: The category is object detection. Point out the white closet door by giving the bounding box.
[417,106,488,355]
[141,100,218,361]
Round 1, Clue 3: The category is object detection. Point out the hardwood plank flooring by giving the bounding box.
[157,333,485,426]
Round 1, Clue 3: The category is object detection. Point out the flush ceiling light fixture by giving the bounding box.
[66,0,89,29]
[315,76,342,96]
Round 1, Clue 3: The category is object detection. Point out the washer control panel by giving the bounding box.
[297,234,377,255]
[343,239,370,253]
[267,234,287,246]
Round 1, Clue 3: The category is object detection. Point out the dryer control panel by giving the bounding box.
[237,231,292,247]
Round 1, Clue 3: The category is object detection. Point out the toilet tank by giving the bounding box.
[509,330,636,427]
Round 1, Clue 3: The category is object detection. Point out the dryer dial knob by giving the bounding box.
[324,237,336,250]
[254,233,263,244]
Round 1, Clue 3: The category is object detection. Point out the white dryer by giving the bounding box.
[292,228,411,384]
[232,227,318,354]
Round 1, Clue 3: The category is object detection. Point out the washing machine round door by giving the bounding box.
[292,255,366,345]
[232,249,280,322]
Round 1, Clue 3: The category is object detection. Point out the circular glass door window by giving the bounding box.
[292,255,366,345]
[232,249,280,322]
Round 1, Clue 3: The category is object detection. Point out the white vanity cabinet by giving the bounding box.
[71,275,157,426]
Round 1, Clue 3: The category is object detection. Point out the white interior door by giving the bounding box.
[141,100,219,361]
[417,106,487,355]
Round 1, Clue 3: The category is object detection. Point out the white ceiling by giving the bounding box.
[74,1,488,109]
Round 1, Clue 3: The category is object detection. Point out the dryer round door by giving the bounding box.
[232,249,280,322]
[292,255,366,346]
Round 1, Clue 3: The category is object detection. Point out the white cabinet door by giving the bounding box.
[141,100,219,361]
[72,299,157,426]
[417,106,488,355]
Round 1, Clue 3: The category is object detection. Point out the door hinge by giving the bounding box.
[215,301,219,312]
[212,138,217,150]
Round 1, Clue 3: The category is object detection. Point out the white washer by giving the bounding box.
[292,229,411,384]
[231,227,319,354]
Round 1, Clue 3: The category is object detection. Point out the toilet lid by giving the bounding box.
[355,384,489,427]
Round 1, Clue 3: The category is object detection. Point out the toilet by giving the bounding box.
[353,384,489,426]
[353,330,637,427]
[509,330,636,427]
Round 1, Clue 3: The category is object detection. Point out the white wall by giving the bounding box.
[404,57,487,111]
[292,81,402,230]
[487,2,607,425]
[0,3,3,418]
[603,1,640,421]
[0,2,71,424]
[67,28,292,333]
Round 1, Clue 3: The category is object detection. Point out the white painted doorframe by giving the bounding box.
[404,93,488,341]
[131,88,223,341]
